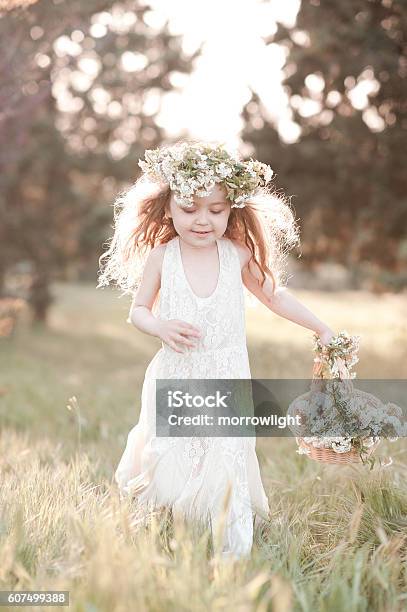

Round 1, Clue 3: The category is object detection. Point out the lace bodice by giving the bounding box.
[155,235,251,379]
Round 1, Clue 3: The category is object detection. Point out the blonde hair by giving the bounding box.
[97,157,300,300]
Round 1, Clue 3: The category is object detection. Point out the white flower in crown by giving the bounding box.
[180,182,194,196]
[215,162,233,178]
[233,194,250,208]
[137,141,274,208]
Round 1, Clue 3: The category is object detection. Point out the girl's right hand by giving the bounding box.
[157,319,202,353]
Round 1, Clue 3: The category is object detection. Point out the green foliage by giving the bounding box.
[242,0,407,286]
[0,0,198,320]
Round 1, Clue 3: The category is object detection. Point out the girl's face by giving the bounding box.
[167,184,231,246]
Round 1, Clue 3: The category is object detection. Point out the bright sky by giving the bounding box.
[147,0,302,150]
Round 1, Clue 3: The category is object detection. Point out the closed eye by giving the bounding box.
[183,209,224,214]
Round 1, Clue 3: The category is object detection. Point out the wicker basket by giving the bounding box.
[295,436,380,465]
[293,333,381,465]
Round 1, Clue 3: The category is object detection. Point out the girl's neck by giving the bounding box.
[178,235,219,253]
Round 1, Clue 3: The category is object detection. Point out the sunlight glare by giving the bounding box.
[148,0,301,147]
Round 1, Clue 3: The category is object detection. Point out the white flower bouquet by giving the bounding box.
[288,331,406,468]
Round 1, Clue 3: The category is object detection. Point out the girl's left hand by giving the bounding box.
[318,327,336,346]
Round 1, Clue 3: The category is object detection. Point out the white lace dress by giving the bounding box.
[115,235,270,558]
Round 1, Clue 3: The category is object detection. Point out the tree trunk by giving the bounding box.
[29,268,53,323]
[0,261,6,297]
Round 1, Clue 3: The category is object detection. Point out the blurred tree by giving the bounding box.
[0,0,198,321]
[242,0,407,289]
[0,0,39,9]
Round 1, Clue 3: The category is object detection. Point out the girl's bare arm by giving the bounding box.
[127,245,165,338]
[234,241,334,340]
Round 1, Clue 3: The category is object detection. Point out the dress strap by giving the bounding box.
[156,237,177,318]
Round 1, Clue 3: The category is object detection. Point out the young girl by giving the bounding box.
[97,140,335,560]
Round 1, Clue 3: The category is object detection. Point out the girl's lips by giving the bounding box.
[192,230,212,234]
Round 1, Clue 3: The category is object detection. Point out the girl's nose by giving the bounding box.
[196,212,209,224]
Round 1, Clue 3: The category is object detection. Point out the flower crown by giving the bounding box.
[137,141,275,208]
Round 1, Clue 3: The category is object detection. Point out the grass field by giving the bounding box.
[1,282,407,611]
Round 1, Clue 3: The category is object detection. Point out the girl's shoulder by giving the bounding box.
[228,238,251,272]
[147,238,174,279]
